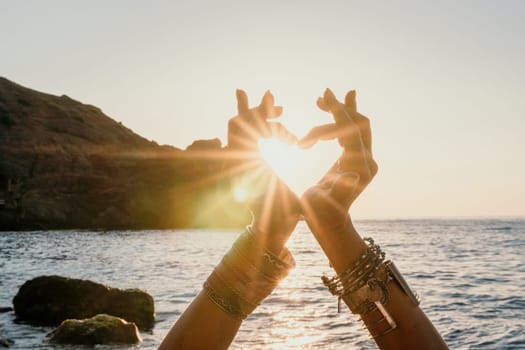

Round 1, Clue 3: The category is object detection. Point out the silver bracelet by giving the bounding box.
[321,237,421,337]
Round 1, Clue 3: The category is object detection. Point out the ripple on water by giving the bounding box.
[0,220,524,349]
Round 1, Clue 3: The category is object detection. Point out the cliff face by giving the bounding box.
[0,77,250,230]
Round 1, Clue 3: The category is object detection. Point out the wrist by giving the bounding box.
[305,211,368,274]
[321,237,423,342]
[250,222,295,256]
[203,227,295,320]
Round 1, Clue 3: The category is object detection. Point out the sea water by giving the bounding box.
[0,219,524,349]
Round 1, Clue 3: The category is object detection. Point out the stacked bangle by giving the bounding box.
[321,237,421,339]
[203,226,295,320]
[321,238,390,315]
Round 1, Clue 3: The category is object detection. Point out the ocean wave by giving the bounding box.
[0,220,524,349]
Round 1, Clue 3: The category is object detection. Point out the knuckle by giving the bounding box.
[369,160,379,177]
[358,114,370,125]
[228,117,239,126]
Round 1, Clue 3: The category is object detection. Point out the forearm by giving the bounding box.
[308,215,448,350]
[158,292,242,350]
[361,282,448,350]
[159,227,295,350]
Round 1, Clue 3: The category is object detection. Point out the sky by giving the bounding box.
[1,0,524,218]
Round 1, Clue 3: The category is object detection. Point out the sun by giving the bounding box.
[257,136,341,196]
[258,138,305,194]
[258,138,297,175]
[233,187,248,202]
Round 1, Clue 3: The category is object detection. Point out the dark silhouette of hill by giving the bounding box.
[0,77,250,230]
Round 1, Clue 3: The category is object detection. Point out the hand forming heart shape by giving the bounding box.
[258,137,340,196]
[228,88,376,205]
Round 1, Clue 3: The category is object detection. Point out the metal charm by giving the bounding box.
[385,261,421,306]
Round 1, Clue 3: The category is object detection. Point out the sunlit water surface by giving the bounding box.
[1,219,524,349]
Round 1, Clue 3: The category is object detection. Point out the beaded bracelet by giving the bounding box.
[321,238,389,314]
[203,226,295,320]
[321,237,421,339]
[322,238,385,300]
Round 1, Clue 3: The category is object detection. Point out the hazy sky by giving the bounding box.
[2,1,524,218]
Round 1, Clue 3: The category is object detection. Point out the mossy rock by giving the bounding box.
[48,314,141,345]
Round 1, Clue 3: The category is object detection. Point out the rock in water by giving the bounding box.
[13,276,154,330]
[0,336,14,347]
[48,314,141,345]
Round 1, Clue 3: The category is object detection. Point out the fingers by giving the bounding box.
[323,88,352,126]
[297,124,339,148]
[316,97,329,112]
[263,105,283,119]
[317,89,355,127]
[343,90,372,152]
[238,89,282,119]
[234,88,371,155]
[344,90,357,112]
[230,89,289,149]
[260,90,274,112]
[318,89,354,114]
[318,89,362,151]
[267,122,298,144]
[318,88,374,153]
[236,89,249,114]
[258,90,283,119]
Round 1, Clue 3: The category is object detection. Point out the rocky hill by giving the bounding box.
[0,77,250,230]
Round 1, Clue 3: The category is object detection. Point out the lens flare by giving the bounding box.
[233,187,248,202]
